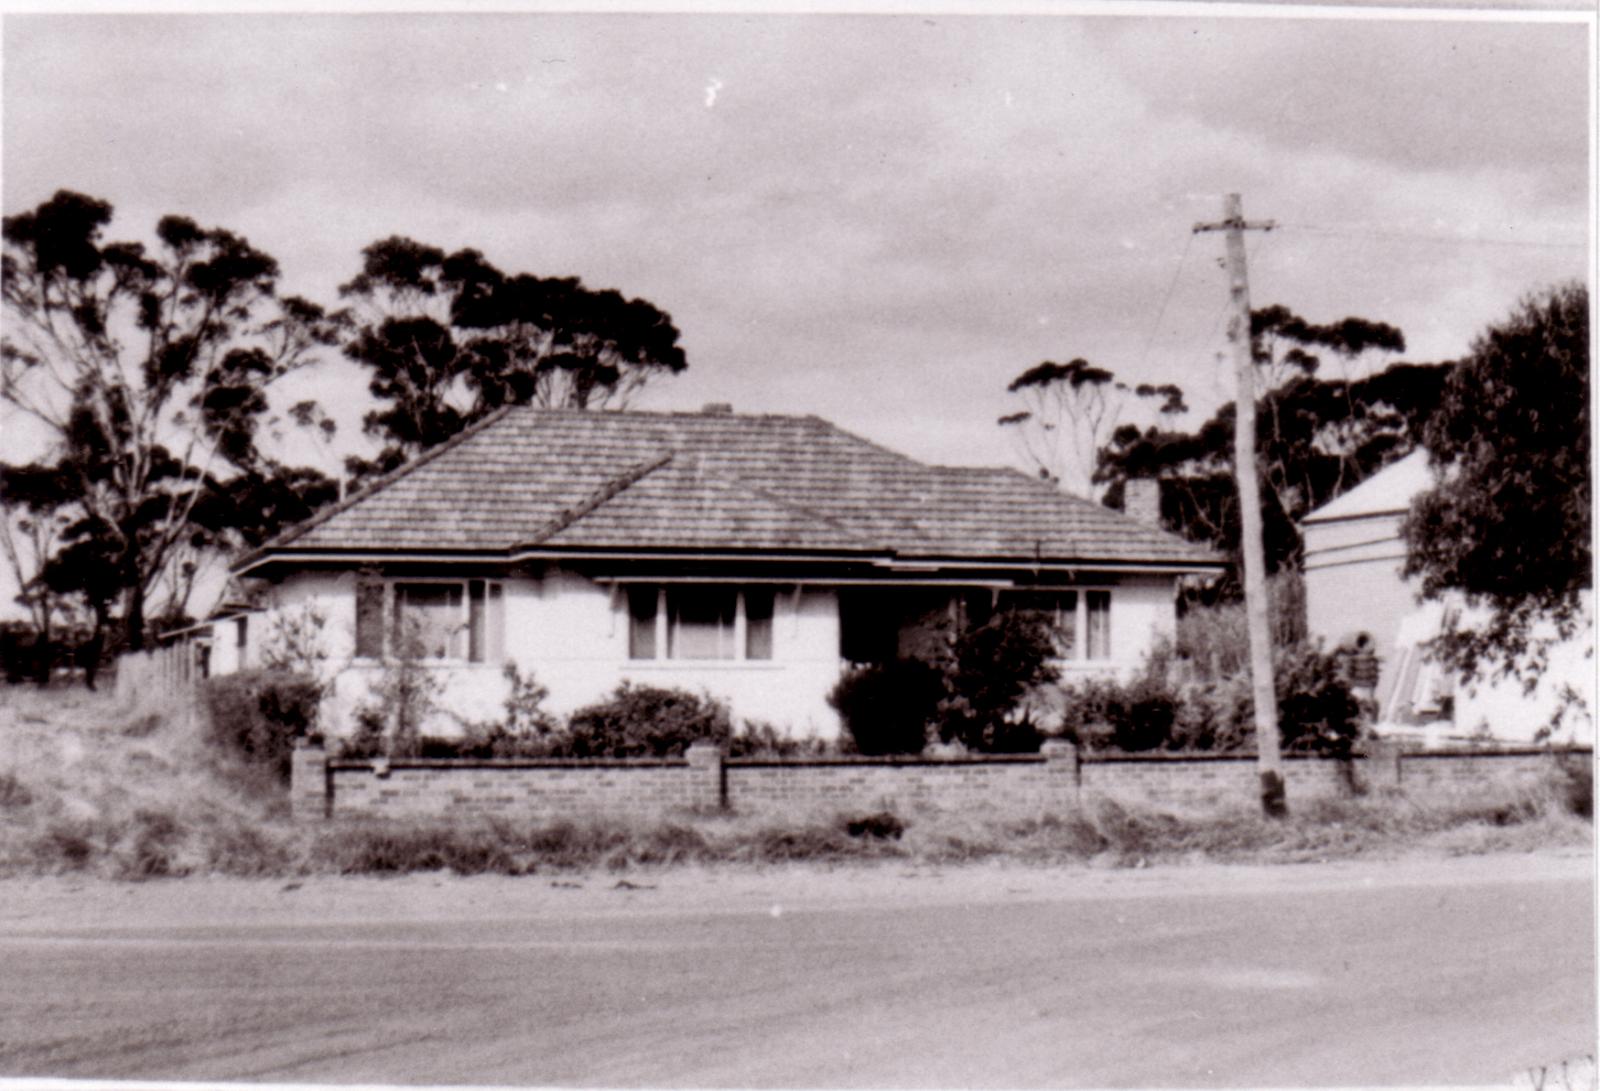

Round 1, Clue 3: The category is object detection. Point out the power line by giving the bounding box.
[1281,222,1584,251]
[1134,231,1195,373]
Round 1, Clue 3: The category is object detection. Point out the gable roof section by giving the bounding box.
[245,407,1220,569]
[1302,448,1434,525]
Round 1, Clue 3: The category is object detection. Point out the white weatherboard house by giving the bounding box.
[232,406,1222,740]
[1302,448,1593,745]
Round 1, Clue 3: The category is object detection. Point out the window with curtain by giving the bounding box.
[355,578,504,662]
[627,586,776,661]
[998,588,1111,661]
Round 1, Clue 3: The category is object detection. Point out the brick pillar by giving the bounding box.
[1362,738,1402,789]
[1041,738,1080,806]
[686,741,725,811]
[291,740,330,820]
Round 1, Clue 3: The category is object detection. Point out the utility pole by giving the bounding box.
[1194,194,1286,817]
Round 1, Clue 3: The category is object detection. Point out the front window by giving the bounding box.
[356,578,504,663]
[999,588,1112,662]
[1085,590,1111,660]
[394,582,464,659]
[628,586,775,661]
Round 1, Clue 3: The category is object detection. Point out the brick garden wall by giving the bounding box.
[290,741,1587,822]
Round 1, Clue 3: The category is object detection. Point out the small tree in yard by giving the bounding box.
[829,608,1063,755]
[1400,282,1591,727]
[350,622,440,758]
[936,608,1062,752]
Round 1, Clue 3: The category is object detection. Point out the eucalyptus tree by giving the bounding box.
[2,190,343,650]
[340,237,688,478]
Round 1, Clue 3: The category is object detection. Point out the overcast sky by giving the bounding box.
[3,7,1591,476]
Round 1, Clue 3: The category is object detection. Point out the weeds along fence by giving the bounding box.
[289,739,1591,822]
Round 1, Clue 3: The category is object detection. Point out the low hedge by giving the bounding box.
[200,670,321,784]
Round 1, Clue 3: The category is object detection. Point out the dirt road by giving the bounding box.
[0,851,1592,1087]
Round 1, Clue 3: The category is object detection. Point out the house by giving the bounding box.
[1302,449,1592,745]
[230,405,1222,740]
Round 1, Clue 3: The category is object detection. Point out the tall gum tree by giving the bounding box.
[998,357,1185,500]
[1,190,343,651]
[1095,308,1427,585]
[340,237,688,478]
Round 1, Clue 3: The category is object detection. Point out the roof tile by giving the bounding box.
[258,407,1220,567]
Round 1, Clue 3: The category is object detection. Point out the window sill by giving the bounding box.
[624,660,786,671]
[349,658,505,669]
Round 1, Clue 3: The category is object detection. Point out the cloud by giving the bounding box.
[3,10,1588,478]
[1085,17,1588,204]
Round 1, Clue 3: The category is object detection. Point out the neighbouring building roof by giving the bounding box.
[1301,448,1435,525]
[238,407,1221,571]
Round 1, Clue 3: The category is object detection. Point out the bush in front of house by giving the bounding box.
[558,683,734,758]
[1055,637,1363,756]
[1273,641,1364,755]
[1058,673,1179,754]
[827,658,945,755]
[443,664,565,758]
[935,608,1062,753]
[200,670,322,784]
[727,721,835,757]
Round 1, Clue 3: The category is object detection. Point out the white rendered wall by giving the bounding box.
[1053,576,1177,683]
[256,568,1177,743]
[505,570,843,737]
[261,568,845,740]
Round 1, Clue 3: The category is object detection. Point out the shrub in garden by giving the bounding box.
[936,609,1061,752]
[827,658,944,755]
[727,721,834,757]
[1274,642,1364,755]
[449,665,564,758]
[1055,637,1362,755]
[200,670,322,783]
[1055,673,1176,753]
[560,683,733,757]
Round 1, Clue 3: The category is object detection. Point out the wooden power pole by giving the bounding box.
[1194,194,1287,817]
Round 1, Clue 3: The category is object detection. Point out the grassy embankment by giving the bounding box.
[0,684,1590,880]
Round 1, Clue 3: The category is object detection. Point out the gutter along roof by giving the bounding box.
[237,407,1222,575]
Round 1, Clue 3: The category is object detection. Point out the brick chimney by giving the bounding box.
[1123,478,1162,527]
[700,402,733,415]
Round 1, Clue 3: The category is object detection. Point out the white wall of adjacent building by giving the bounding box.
[1304,490,1593,746]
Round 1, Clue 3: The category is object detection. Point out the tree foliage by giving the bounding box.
[1095,307,1426,582]
[1400,281,1591,689]
[1,190,341,651]
[998,357,1185,498]
[341,237,688,476]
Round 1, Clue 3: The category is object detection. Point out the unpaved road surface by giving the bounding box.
[0,852,1592,1087]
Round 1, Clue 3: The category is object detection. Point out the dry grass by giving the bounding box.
[0,684,1589,879]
